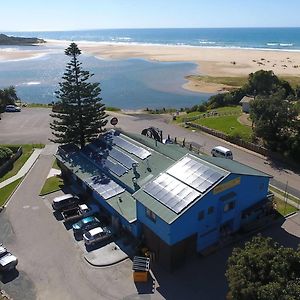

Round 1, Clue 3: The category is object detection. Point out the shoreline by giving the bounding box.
[2,40,300,93]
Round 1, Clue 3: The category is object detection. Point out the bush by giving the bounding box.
[0,147,13,164]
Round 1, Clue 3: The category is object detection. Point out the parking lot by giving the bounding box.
[0,108,52,144]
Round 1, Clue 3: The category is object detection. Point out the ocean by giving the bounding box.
[1,28,300,108]
[6,27,300,50]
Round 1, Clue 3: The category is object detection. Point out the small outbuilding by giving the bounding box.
[240,96,254,113]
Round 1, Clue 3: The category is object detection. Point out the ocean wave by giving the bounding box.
[198,40,216,45]
[280,43,293,47]
[267,42,294,47]
[25,81,41,85]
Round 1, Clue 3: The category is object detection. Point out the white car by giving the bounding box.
[5,105,21,112]
[83,226,112,246]
[0,244,18,272]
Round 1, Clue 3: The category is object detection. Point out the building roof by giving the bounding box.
[56,129,271,225]
[240,96,254,104]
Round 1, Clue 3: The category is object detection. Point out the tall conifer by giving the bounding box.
[50,43,107,148]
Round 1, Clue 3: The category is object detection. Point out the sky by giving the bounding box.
[1,0,300,31]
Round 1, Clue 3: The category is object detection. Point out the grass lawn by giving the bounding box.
[194,115,253,141]
[175,106,241,124]
[273,196,298,216]
[0,144,44,183]
[186,75,248,87]
[269,186,300,205]
[40,175,64,196]
[187,75,300,90]
[0,178,22,207]
[40,160,63,196]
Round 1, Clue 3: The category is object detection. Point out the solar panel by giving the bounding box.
[109,148,137,169]
[104,159,128,177]
[167,156,224,193]
[113,135,151,160]
[85,175,125,200]
[143,173,201,214]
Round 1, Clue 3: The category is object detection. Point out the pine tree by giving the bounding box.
[50,43,107,148]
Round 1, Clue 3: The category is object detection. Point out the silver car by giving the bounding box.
[83,226,112,246]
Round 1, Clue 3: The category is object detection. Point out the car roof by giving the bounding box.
[0,253,17,265]
[82,216,95,223]
[53,194,74,203]
[213,146,231,152]
[89,227,103,236]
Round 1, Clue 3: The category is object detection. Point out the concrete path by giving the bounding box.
[0,148,43,189]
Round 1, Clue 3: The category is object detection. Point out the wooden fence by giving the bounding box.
[186,122,269,156]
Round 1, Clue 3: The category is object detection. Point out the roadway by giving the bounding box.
[107,111,300,198]
[0,108,299,197]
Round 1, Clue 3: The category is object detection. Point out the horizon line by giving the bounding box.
[2,26,300,33]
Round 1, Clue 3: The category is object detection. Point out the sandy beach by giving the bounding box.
[2,40,300,93]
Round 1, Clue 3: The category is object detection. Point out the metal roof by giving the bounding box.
[56,129,271,225]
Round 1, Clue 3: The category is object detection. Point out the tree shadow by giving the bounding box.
[147,216,300,300]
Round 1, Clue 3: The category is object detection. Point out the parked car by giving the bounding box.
[5,105,21,112]
[52,193,80,211]
[211,146,233,160]
[0,244,18,272]
[72,216,101,235]
[62,204,99,222]
[83,226,112,246]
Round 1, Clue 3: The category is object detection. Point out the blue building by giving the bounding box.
[56,130,272,269]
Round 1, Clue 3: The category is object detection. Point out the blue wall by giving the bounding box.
[137,173,270,252]
[136,201,171,244]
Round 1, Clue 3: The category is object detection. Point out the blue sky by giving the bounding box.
[1,0,300,31]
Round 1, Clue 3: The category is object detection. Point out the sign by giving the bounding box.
[110,117,118,126]
[213,177,241,195]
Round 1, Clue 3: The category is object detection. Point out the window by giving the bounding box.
[224,201,235,212]
[145,208,156,223]
[208,206,214,214]
[198,210,205,220]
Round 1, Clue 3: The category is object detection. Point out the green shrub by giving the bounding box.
[0,147,13,164]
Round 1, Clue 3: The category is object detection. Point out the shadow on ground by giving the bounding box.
[140,217,300,300]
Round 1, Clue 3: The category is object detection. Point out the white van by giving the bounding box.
[211,146,233,160]
[52,193,79,210]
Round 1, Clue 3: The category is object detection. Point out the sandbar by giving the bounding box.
[3,40,300,93]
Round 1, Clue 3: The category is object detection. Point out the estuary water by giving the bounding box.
[0,47,210,109]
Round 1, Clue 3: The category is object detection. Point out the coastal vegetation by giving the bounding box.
[0,33,45,45]
[0,86,19,112]
[187,74,300,91]
[226,235,300,300]
[188,70,300,161]
[50,43,108,148]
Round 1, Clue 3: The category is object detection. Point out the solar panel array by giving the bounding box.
[104,159,128,177]
[143,173,200,214]
[109,148,138,169]
[85,175,125,200]
[167,156,224,193]
[113,136,151,160]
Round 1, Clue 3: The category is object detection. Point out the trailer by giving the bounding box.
[62,203,99,222]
